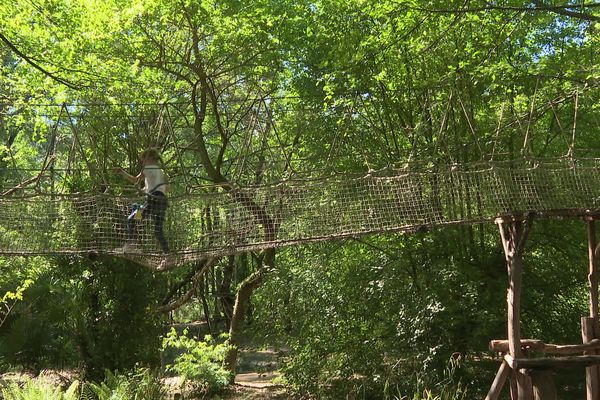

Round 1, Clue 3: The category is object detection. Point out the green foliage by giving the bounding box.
[0,370,164,400]
[0,256,165,376]
[162,328,232,395]
[1,279,33,304]
[0,260,78,370]
[0,279,32,329]
[85,368,165,400]
[69,257,165,380]
[1,0,599,397]
[1,379,81,400]
[254,222,589,397]
[398,358,468,400]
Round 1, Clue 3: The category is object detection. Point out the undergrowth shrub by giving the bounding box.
[162,328,232,396]
[1,379,80,400]
[0,257,164,376]
[1,368,164,400]
[85,368,164,400]
[398,357,468,400]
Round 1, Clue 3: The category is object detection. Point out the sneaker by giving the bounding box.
[157,254,175,271]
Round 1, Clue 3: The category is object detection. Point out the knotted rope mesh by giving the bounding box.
[2,158,600,268]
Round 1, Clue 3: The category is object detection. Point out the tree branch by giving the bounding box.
[410,2,600,22]
[531,0,600,22]
[2,155,56,196]
[0,32,81,89]
[156,257,217,313]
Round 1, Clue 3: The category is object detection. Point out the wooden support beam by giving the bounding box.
[505,353,600,370]
[490,339,544,353]
[490,338,600,354]
[485,361,510,400]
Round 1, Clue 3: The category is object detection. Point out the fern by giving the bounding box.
[63,380,81,400]
[0,371,164,400]
[78,382,97,400]
[1,378,66,400]
[85,368,165,400]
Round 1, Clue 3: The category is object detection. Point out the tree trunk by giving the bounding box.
[219,255,235,329]
[223,248,274,379]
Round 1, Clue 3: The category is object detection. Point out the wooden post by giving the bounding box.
[529,370,557,400]
[582,317,600,400]
[584,218,600,400]
[496,214,534,400]
[587,219,599,323]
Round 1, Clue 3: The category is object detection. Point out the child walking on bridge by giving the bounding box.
[113,148,170,254]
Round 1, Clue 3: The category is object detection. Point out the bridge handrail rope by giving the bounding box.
[3,157,600,269]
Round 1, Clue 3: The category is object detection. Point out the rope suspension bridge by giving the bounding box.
[1,102,599,269]
[2,158,600,268]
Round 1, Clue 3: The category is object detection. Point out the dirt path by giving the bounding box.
[223,384,289,400]
[228,345,289,399]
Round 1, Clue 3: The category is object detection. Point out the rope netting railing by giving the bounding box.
[2,158,600,268]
